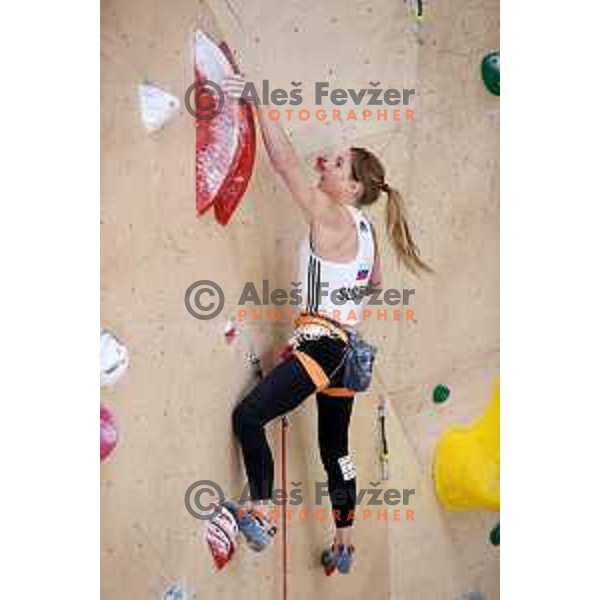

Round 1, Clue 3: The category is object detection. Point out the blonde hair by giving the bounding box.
[351,147,432,275]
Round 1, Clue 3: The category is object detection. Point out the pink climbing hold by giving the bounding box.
[100,404,119,463]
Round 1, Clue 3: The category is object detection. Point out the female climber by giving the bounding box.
[214,74,431,574]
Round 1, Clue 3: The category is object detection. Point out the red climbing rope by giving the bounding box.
[281,414,289,600]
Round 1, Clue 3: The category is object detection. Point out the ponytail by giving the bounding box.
[350,146,432,275]
[384,187,432,275]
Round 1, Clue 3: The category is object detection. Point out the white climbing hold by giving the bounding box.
[163,579,193,600]
[100,329,129,387]
[224,318,240,345]
[138,82,180,132]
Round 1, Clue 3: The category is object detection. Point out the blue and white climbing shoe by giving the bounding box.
[322,543,355,575]
[336,544,355,574]
[223,500,277,552]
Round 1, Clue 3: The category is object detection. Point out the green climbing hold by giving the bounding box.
[433,384,451,404]
[490,523,500,546]
[481,51,500,96]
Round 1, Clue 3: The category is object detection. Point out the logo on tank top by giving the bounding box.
[359,220,369,234]
[356,261,370,281]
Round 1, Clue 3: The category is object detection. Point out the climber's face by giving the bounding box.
[316,149,362,202]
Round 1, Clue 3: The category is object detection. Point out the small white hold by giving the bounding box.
[100,329,129,387]
[163,579,193,600]
[138,82,180,132]
[224,318,239,344]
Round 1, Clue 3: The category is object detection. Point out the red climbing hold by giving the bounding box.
[204,504,240,570]
[194,30,256,225]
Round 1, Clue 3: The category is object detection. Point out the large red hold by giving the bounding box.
[194,30,256,225]
[204,504,239,570]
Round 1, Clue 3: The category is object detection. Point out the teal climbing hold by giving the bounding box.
[433,384,451,404]
[481,51,500,96]
[490,522,500,546]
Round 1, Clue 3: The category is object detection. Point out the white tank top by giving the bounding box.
[296,205,375,327]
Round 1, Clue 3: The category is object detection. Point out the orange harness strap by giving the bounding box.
[320,387,356,398]
[292,351,356,397]
[292,350,330,391]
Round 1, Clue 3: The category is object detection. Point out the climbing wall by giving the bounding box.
[101,0,499,598]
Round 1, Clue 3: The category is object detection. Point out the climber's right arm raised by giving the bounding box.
[222,75,333,223]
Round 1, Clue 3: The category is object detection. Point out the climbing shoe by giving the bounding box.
[223,500,277,552]
[321,543,355,575]
[336,544,355,574]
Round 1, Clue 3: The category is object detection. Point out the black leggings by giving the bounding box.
[232,336,356,528]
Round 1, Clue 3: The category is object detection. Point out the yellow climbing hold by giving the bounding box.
[433,378,500,511]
